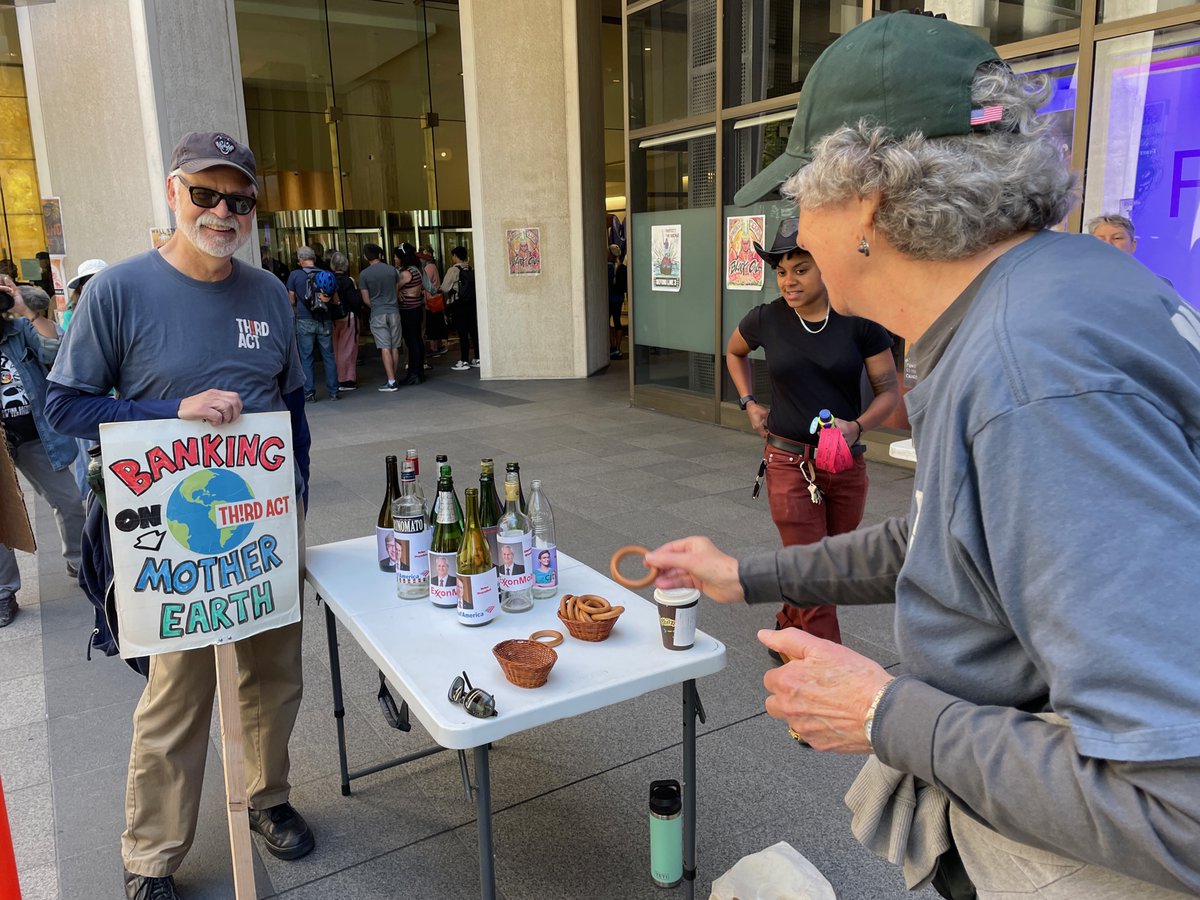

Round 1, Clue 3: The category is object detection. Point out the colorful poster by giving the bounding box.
[651,224,681,292]
[49,255,67,312]
[150,227,175,249]
[99,412,300,658]
[726,215,766,290]
[506,227,541,275]
[41,198,64,255]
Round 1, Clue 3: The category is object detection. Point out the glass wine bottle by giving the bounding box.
[478,458,503,568]
[429,472,463,609]
[528,479,558,599]
[455,488,500,626]
[377,455,399,572]
[497,473,533,612]
[393,459,430,600]
[504,461,527,514]
[441,463,465,528]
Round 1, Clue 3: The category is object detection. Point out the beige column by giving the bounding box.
[459,0,609,379]
[17,0,255,273]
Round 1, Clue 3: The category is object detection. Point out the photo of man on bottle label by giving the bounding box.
[382,533,398,573]
[456,577,473,610]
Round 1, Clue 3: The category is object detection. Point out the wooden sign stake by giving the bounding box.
[215,642,256,898]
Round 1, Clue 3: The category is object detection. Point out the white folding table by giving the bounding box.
[305,536,727,899]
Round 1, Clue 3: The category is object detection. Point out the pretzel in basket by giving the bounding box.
[558,593,624,623]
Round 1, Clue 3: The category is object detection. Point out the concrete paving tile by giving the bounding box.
[44,653,149,719]
[52,762,127,860]
[47,701,136,779]
[0,720,50,791]
[32,594,94,639]
[9,779,55,870]
[0,597,46,645]
[271,828,489,900]
[0,634,44,681]
[15,863,58,900]
[0,672,46,731]
[693,449,760,470]
[59,844,131,900]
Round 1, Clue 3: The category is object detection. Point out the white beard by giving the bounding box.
[175,196,248,259]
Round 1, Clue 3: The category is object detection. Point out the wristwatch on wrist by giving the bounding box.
[738,394,757,410]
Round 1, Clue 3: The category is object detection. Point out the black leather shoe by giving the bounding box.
[248,802,315,860]
[402,374,423,386]
[0,595,17,628]
[124,869,180,900]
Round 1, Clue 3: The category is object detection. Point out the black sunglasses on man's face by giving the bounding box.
[176,174,257,216]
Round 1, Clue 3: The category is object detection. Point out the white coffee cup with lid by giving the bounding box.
[654,587,699,650]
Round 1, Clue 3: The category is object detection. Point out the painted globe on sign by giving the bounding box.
[166,468,255,555]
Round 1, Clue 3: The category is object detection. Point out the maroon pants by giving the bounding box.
[765,445,869,643]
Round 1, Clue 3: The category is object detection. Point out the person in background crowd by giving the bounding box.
[287,246,338,402]
[608,244,627,360]
[45,130,314,900]
[36,250,55,295]
[394,243,427,385]
[0,277,83,627]
[13,284,63,340]
[421,245,448,358]
[359,243,402,391]
[261,245,288,282]
[647,13,1200,898]
[64,259,108,496]
[1087,213,1176,288]
[309,241,328,271]
[726,218,897,650]
[329,251,360,392]
[442,246,479,371]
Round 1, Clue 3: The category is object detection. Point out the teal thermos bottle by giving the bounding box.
[649,780,683,888]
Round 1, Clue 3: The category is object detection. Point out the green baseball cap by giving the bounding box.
[734,13,1001,207]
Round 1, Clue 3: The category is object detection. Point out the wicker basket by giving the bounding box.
[557,608,621,642]
[492,639,557,688]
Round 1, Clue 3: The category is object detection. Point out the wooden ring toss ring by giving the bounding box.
[529,630,564,648]
[609,545,658,589]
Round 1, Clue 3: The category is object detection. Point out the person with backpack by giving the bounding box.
[441,246,479,371]
[394,243,427,385]
[329,251,361,391]
[286,246,339,402]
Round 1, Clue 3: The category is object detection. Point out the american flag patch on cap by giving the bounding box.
[970,105,1004,126]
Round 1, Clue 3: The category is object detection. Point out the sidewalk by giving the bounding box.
[1,359,931,900]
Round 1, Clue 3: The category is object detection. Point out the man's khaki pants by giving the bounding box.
[121,519,306,877]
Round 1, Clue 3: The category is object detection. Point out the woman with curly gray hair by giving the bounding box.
[647,12,1200,899]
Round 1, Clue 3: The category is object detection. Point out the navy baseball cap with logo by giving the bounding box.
[734,13,1001,206]
[168,131,257,184]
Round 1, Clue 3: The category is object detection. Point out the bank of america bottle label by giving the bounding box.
[377,527,395,572]
[457,569,499,625]
[497,533,533,593]
[393,514,431,586]
[429,551,458,608]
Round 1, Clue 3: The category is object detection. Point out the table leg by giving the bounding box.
[683,679,698,900]
[324,600,352,797]
[473,745,496,900]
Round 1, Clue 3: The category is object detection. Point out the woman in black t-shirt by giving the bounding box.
[726,217,898,648]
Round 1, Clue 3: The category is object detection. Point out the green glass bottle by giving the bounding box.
[376,455,399,572]
[478,458,503,568]
[429,472,464,609]
[440,462,465,529]
[455,488,499,626]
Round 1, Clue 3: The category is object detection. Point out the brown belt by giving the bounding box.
[766,432,864,458]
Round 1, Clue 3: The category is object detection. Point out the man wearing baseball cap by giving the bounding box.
[648,12,1200,898]
[46,131,315,899]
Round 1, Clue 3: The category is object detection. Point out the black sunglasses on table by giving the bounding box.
[175,174,257,215]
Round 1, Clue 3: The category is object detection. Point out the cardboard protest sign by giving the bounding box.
[99,412,299,658]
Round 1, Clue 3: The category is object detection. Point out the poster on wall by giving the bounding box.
[725,215,766,290]
[41,198,65,255]
[150,227,175,249]
[651,223,682,292]
[49,255,67,313]
[506,227,541,275]
[99,411,300,658]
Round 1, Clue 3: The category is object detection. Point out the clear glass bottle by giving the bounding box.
[377,455,399,572]
[478,458,502,568]
[429,472,463,609]
[392,459,430,600]
[497,473,533,612]
[455,488,500,626]
[505,461,527,514]
[528,479,558,599]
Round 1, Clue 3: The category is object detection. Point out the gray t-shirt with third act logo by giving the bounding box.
[49,249,303,412]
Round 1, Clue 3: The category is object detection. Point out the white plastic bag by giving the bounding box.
[709,841,837,900]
